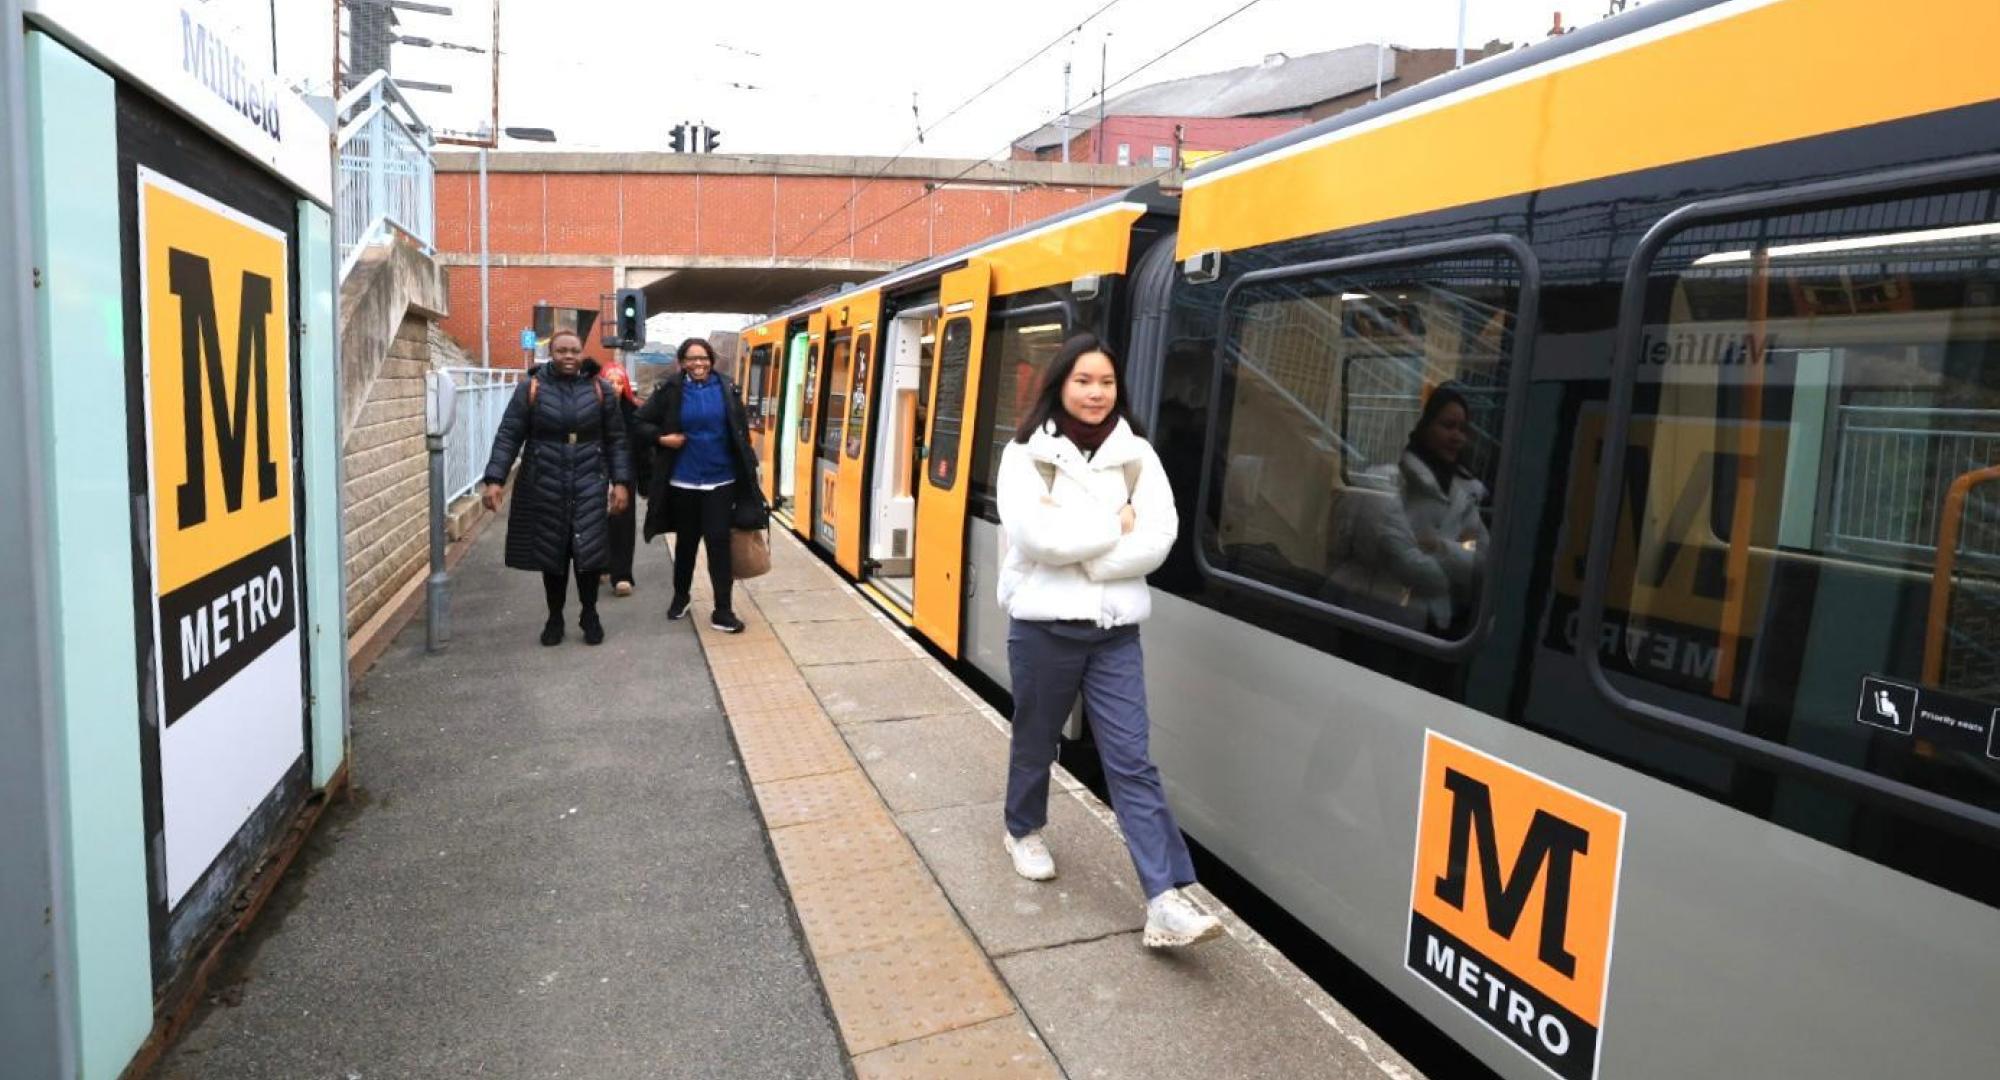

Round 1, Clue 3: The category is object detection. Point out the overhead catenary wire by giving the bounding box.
[795,0,1271,265]
[781,0,1129,257]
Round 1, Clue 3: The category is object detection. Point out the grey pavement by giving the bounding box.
[155,525,846,1080]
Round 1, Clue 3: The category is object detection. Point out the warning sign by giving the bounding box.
[1406,732,1626,1080]
[138,168,304,905]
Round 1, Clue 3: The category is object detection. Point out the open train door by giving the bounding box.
[912,262,991,657]
[832,290,883,577]
[790,310,828,541]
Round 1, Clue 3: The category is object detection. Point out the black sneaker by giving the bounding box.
[710,610,745,634]
[667,594,692,621]
[580,611,605,646]
[540,617,564,646]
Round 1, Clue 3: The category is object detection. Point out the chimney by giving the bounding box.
[1549,12,1566,37]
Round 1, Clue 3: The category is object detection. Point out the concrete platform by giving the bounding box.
[153,522,846,1080]
[705,528,1424,1080]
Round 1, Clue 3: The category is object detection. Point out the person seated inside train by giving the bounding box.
[1324,385,1489,635]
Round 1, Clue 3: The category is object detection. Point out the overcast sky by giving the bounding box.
[234,0,1618,157]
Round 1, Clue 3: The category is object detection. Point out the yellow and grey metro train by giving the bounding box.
[730,2,2000,1077]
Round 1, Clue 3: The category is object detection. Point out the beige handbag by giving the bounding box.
[731,528,771,579]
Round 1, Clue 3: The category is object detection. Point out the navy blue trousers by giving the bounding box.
[1005,618,1196,898]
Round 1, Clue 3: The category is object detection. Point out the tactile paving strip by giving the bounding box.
[733,715,858,785]
[717,678,821,718]
[815,925,1018,1056]
[752,768,883,831]
[785,859,963,957]
[849,1014,1061,1079]
[769,810,917,886]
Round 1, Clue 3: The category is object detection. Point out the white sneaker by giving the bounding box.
[1003,831,1057,881]
[1143,889,1224,949]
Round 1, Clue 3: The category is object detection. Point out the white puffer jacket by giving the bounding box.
[996,419,1177,628]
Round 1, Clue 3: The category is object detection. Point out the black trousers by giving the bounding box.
[670,482,735,615]
[544,536,596,620]
[608,503,637,585]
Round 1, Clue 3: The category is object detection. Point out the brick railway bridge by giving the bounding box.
[433,153,1160,361]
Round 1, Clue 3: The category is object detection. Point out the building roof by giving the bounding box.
[1015,44,1393,151]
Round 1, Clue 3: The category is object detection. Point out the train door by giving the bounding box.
[912,262,992,656]
[864,303,937,610]
[778,329,808,508]
[832,291,883,576]
[790,313,826,540]
[813,328,854,550]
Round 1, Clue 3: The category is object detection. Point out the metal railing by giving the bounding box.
[441,367,524,502]
[336,70,435,278]
[1828,406,2000,564]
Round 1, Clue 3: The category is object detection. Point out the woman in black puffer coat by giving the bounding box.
[481,329,632,646]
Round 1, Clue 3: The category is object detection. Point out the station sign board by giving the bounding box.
[138,168,305,905]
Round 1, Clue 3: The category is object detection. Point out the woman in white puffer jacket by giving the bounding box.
[995,332,1223,950]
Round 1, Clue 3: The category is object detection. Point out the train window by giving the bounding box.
[1202,249,1523,643]
[746,344,772,429]
[927,317,973,490]
[796,342,819,444]
[844,334,872,459]
[820,335,851,462]
[974,312,1067,505]
[1601,186,2000,818]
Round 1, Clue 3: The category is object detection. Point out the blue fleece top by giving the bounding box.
[671,376,734,487]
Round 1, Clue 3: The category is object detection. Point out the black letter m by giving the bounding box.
[168,249,277,528]
[1433,768,1592,977]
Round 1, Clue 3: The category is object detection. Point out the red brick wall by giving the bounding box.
[435,170,1123,363]
[444,264,617,371]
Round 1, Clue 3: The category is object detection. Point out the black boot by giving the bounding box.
[540,615,565,646]
[580,609,604,645]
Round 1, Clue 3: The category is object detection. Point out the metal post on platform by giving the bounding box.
[424,372,458,653]
[478,146,490,367]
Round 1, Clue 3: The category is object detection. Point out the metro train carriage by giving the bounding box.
[731,2,2000,1077]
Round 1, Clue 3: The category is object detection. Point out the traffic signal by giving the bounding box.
[668,123,686,152]
[615,288,646,349]
[701,125,720,153]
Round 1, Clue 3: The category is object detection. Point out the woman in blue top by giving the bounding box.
[633,338,759,633]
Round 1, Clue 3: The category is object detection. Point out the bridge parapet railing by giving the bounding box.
[337,71,435,279]
[441,367,524,503]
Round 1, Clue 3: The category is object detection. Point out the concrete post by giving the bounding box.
[425,432,450,653]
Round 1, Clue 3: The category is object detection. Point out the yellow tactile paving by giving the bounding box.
[768,810,918,886]
[732,716,857,785]
[785,860,964,957]
[751,769,883,831]
[696,558,1053,1077]
[814,925,1018,1056]
[850,1014,1062,1080]
[717,678,821,718]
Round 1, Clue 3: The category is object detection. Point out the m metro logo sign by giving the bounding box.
[1406,732,1625,1080]
[138,167,304,904]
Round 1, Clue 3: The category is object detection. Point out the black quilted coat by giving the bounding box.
[633,373,757,542]
[482,361,633,573]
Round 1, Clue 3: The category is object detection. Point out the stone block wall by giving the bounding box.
[342,314,431,634]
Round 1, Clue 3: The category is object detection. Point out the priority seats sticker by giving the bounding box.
[1406,732,1626,1080]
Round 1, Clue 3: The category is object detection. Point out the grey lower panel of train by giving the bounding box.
[1138,589,1999,1080]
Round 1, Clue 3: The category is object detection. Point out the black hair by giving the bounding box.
[1011,332,1144,443]
[677,336,716,362]
[1407,383,1474,485]
[548,328,584,349]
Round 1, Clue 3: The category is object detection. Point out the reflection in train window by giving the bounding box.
[974,314,1067,504]
[819,335,851,463]
[1611,188,2000,816]
[1205,254,1520,640]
